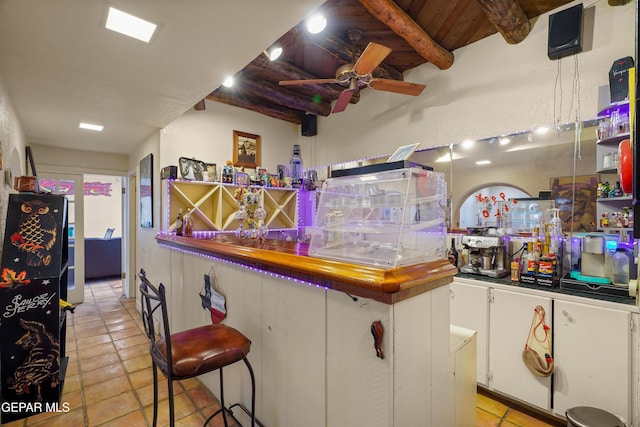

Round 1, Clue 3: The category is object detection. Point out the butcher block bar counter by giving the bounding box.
[155,233,460,427]
[156,233,457,304]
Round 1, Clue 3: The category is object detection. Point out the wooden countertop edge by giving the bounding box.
[156,234,457,304]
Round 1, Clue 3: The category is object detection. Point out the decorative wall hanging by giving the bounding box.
[139,153,153,228]
[233,130,260,169]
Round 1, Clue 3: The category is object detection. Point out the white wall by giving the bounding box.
[309,1,634,167]
[0,73,28,248]
[160,101,299,173]
[84,174,122,238]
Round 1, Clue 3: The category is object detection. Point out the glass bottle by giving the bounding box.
[447,237,459,268]
[183,208,193,237]
[290,144,303,189]
[175,208,184,236]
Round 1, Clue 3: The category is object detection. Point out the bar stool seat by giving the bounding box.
[157,324,250,378]
[566,406,626,427]
[139,269,257,427]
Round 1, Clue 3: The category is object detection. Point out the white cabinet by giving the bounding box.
[450,280,489,385]
[489,289,552,411]
[553,300,631,421]
[451,277,638,424]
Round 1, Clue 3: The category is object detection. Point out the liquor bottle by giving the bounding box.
[290,144,303,189]
[175,208,184,236]
[447,237,459,267]
[184,208,193,237]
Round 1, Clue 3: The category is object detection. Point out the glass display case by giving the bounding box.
[308,167,447,268]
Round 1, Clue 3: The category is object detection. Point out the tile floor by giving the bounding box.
[3,277,563,427]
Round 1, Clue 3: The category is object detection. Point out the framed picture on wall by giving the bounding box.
[233,130,261,168]
[140,153,153,228]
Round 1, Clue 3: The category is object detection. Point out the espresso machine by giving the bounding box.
[459,235,509,278]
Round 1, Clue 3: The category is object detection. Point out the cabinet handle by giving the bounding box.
[371,320,384,359]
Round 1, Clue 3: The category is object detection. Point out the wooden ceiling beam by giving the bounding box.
[239,72,332,117]
[291,27,404,81]
[357,0,454,70]
[206,91,303,124]
[474,0,531,44]
[245,56,345,100]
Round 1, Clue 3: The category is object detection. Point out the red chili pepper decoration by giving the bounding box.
[491,195,497,204]
[500,192,506,200]
[482,210,490,218]
[476,193,484,202]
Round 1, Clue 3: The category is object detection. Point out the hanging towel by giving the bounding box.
[522,305,554,377]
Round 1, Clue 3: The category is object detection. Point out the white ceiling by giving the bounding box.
[0,0,324,154]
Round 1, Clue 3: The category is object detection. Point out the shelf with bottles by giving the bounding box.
[165,180,298,233]
[596,100,630,143]
[597,195,632,203]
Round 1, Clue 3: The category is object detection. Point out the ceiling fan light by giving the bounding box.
[306,14,327,34]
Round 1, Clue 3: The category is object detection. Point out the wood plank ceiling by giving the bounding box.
[205,0,573,123]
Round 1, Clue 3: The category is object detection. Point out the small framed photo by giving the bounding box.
[234,171,249,187]
[386,143,420,163]
[233,130,261,168]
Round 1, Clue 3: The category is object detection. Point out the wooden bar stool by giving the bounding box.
[138,269,257,427]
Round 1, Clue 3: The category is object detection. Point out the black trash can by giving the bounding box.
[566,406,625,427]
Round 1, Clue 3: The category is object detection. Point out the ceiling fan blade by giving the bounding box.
[332,89,356,113]
[353,42,392,76]
[369,78,426,96]
[279,78,338,86]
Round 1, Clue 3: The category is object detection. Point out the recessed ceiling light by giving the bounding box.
[499,137,511,145]
[265,46,283,61]
[535,126,549,135]
[222,76,235,88]
[306,14,327,34]
[79,122,104,132]
[475,160,491,165]
[462,139,474,149]
[105,7,157,43]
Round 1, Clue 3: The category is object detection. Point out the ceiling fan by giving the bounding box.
[279,29,426,113]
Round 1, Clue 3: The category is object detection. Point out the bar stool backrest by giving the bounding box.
[138,269,172,377]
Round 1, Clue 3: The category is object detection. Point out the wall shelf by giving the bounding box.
[167,180,298,233]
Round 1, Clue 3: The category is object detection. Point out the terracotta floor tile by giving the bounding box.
[61,389,83,412]
[143,393,196,426]
[79,352,121,372]
[63,373,81,392]
[73,318,104,332]
[28,409,85,427]
[84,375,132,405]
[117,342,149,360]
[476,408,502,427]
[81,363,126,386]
[123,353,152,373]
[103,314,132,325]
[175,411,207,426]
[187,384,218,410]
[128,367,155,388]
[98,410,148,427]
[477,392,509,417]
[77,341,115,360]
[110,328,144,341]
[75,325,109,339]
[114,334,148,349]
[86,391,139,425]
[106,319,137,332]
[76,333,112,348]
[136,380,179,407]
[505,408,557,427]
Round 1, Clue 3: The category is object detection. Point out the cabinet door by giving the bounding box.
[553,300,630,421]
[450,280,490,385]
[489,289,552,410]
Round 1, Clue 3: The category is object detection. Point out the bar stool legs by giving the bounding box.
[203,357,258,427]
